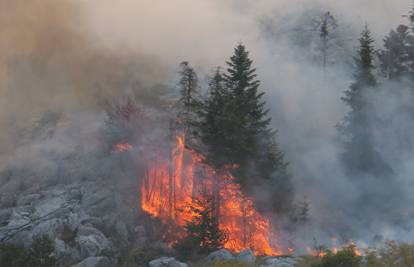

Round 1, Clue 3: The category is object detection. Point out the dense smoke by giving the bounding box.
[1,0,414,251]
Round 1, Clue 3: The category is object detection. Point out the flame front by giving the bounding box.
[141,134,282,255]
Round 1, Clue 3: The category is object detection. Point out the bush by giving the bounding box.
[0,243,29,267]
[27,235,57,267]
[377,241,414,267]
[0,235,56,267]
[60,225,78,247]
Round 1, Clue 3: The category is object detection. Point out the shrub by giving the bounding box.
[27,235,57,267]
[0,243,29,267]
[60,225,78,247]
[377,241,414,267]
[313,246,362,267]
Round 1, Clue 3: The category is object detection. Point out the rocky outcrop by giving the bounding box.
[260,257,298,267]
[236,249,256,263]
[148,257,188,267]
[0,181,145,266]
[71,256,112,267]
[207,249,234,262]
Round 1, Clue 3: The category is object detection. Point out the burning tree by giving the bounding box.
[174,195,228,259]
[140,44,289,256]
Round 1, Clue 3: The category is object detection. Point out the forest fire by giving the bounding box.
[140,134,282,256]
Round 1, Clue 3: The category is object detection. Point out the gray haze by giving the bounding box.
[1,0,414,250]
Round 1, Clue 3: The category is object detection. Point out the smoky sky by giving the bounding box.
[2,0,414,247]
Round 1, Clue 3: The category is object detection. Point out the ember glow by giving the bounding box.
[114,143,133,152]
[307,238,363,257]
[140,134,282,255]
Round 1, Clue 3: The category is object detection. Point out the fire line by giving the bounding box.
[140,134,282,256]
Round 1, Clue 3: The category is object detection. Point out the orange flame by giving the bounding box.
[307,238,362,257]
[141,134,282,255]
[114,143,133,152]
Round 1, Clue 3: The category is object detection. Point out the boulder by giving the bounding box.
[167,259,188,267]
[77,226,112,258]
[71,256,112,267]
[207,249,234,262]
[261,257,298,267]
[236,249,256,263]
[148,257,188,267]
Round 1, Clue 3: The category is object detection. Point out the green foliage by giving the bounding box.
[198,44,292,213]
[377,241,414,267]
[60,225,78,247]
[0,235,56,267]
[222,44,288,186]
[378,25,413,80]
[199,68,232,167]
[0,243,29,267]
[298,241,414,267]
[315,247,362,267]
[177,62,202,139]
[337,25,389,176]
[28,235,57,267]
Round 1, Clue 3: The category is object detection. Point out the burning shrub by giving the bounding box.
[174,196,228,260]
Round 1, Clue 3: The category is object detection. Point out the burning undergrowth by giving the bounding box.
[140,133,282,256]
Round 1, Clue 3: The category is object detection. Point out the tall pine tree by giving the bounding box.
[176,62,202,142]
[199,44,292,213]
[338,26,389,176]
[378,25,412,80]
[199,68,231,167]
[223,43,287,186]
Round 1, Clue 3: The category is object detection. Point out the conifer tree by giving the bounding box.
[199,68,228,166]
[338,26,388,175]
[177,62,201,139]
[222,43,287,187]
[174,196,227,260]
[379,25,412,80]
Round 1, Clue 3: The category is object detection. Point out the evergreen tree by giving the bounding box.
[177,61,201,139]
[379,25,412,80]
[196,44,292,213]
[199,68,231,166]
[318,12,338,69]
[28,235,57,267]
[174,196,228,260]
[221,43,288,187]
[338,26,388,176]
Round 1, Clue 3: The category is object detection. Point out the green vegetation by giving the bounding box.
[0,235,57,267]
[297,241,414,267]
[60,224,78,247]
